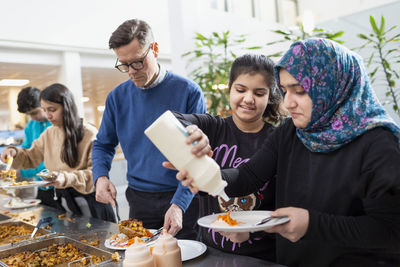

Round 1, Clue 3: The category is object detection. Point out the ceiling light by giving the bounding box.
[82,96,90,102]
[0,79,30,86]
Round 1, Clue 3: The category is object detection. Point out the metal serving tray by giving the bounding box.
[0,214,10,222]
[0,220,53,250]
[0,236,114,266]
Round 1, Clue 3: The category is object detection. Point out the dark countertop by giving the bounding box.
[0,194,284,266]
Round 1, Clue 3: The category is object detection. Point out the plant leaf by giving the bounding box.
[379,16,386,34]
[370,16,380,35]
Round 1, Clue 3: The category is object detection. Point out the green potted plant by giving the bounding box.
[265,23,345,58]
[183,31,258,116]
[357,16,400,118]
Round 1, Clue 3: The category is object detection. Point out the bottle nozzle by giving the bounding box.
[218,191,230,202]
[210,179,230,201]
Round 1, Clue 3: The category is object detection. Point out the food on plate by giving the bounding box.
[0,169,16,180]
[6,198,39,208]
[9,181,35,186]
[108,233,145,248]
[211,210,244,227]
[0,243,106,266]
[6,198,27,208]
[109,233,129,247]
[118,219,153,239]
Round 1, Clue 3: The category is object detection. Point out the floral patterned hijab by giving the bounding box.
[276,38,400,152]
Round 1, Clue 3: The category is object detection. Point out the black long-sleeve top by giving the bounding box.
[174,112,276,261]
[223,118,400,266]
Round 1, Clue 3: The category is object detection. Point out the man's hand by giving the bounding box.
[163,204,183,236]
[265,207,309,243]
[95,176,117,206]
[176,170,199,194]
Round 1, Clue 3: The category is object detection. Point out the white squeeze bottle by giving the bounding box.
[145,110,229,201]
[123,237,154,267]
[152,230,182,267]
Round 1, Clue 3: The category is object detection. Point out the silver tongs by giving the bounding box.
[112,200,121,224]
[142,227,163,243]
[4,156,13,172]
[37,169,56,180]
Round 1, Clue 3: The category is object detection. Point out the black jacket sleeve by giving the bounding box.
[305,129,400,249]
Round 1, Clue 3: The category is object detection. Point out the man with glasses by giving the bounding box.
[92,19,206,239]
[16,87,65,211]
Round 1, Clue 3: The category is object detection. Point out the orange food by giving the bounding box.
[112,252,120,262]
[118,219,153,239]
[126,237,144,246]
[216,210,244,226]
[0,243,105,266]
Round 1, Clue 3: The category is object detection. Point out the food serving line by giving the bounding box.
[0,193,285,266]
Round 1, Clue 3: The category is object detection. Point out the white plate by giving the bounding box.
[0,181,50,189]
[3,199,41,209]
[178,240,207,261]
[104,230,157,250]
[197,210,290,233]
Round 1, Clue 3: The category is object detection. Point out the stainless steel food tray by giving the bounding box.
[0,220,54,250]
[0,236,114,266]
[0,214,10,222]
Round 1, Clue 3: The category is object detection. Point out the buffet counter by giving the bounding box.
[0,194,284,266]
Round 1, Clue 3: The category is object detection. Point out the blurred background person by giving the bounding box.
[2,83,115,221]
[16,86,64,211]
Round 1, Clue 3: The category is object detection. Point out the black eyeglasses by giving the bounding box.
[115,45,152,73]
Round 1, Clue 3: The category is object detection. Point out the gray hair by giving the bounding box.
[109,19,154,49]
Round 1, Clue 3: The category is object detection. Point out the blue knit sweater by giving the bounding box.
[20,119,52,190]
[92,72,206,211]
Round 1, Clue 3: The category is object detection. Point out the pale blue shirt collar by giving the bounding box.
[139,64,167,90]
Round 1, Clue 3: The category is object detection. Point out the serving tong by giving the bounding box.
[31,217,52,239]
[112,200,121,224]
[255,216,289,226]
[142,227,163,243]
[37,169,56,180]
[4,156,13,173]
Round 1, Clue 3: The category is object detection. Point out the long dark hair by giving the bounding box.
[40,83,83,168]
[228,54,285,123]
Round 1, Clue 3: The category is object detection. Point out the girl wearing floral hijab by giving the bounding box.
[176,38,400,266]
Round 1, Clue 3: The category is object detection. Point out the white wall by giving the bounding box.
[173,0,288,76]
[298,0,398,23]
[319,1,400,124]
[0,0,171,52]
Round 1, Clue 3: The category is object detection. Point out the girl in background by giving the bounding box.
[1,83,115,222]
